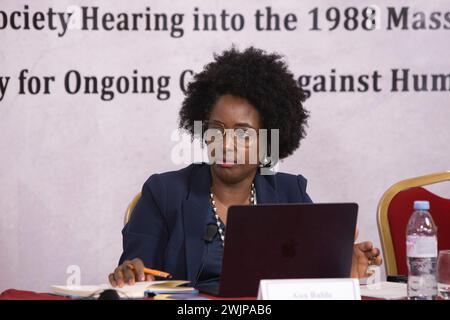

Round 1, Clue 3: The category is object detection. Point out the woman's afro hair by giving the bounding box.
[178,46,309,159]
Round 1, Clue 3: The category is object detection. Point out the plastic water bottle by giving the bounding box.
[406,200,438,300]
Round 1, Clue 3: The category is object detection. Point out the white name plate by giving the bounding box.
[257,278,361,300]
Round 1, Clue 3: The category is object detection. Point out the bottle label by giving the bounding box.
[406,235,437,258]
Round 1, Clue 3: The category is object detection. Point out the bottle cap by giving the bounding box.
[413,200,430,210]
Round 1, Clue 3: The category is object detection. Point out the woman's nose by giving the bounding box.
[224,129,235,151]
[221,131,236,162]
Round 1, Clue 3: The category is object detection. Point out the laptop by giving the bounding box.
[198,203,358,297]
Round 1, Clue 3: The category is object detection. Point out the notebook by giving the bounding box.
[51,280,196,299]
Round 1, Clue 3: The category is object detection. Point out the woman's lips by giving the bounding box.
[217,162,236,168]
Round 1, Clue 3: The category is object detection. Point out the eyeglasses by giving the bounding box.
[203,120,258,146]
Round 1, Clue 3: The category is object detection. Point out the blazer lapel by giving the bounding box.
[182,163,212,281]
[253,169,281,204]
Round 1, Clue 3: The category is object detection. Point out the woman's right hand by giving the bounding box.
[108,258,155,287]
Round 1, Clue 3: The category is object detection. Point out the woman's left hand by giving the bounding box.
[351,241,382,278]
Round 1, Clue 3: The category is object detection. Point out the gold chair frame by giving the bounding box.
[124,192,142,225]
[377,171,450,275]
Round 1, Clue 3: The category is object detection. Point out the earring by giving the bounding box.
[259,156,271,167]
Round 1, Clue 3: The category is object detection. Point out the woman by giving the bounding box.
[109,47,382,288]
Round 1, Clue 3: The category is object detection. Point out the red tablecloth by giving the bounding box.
[0,289,71,300]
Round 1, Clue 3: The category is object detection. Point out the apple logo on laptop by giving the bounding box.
[281,239,298,258]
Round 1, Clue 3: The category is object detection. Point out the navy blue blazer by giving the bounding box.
[119,163,313,281]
